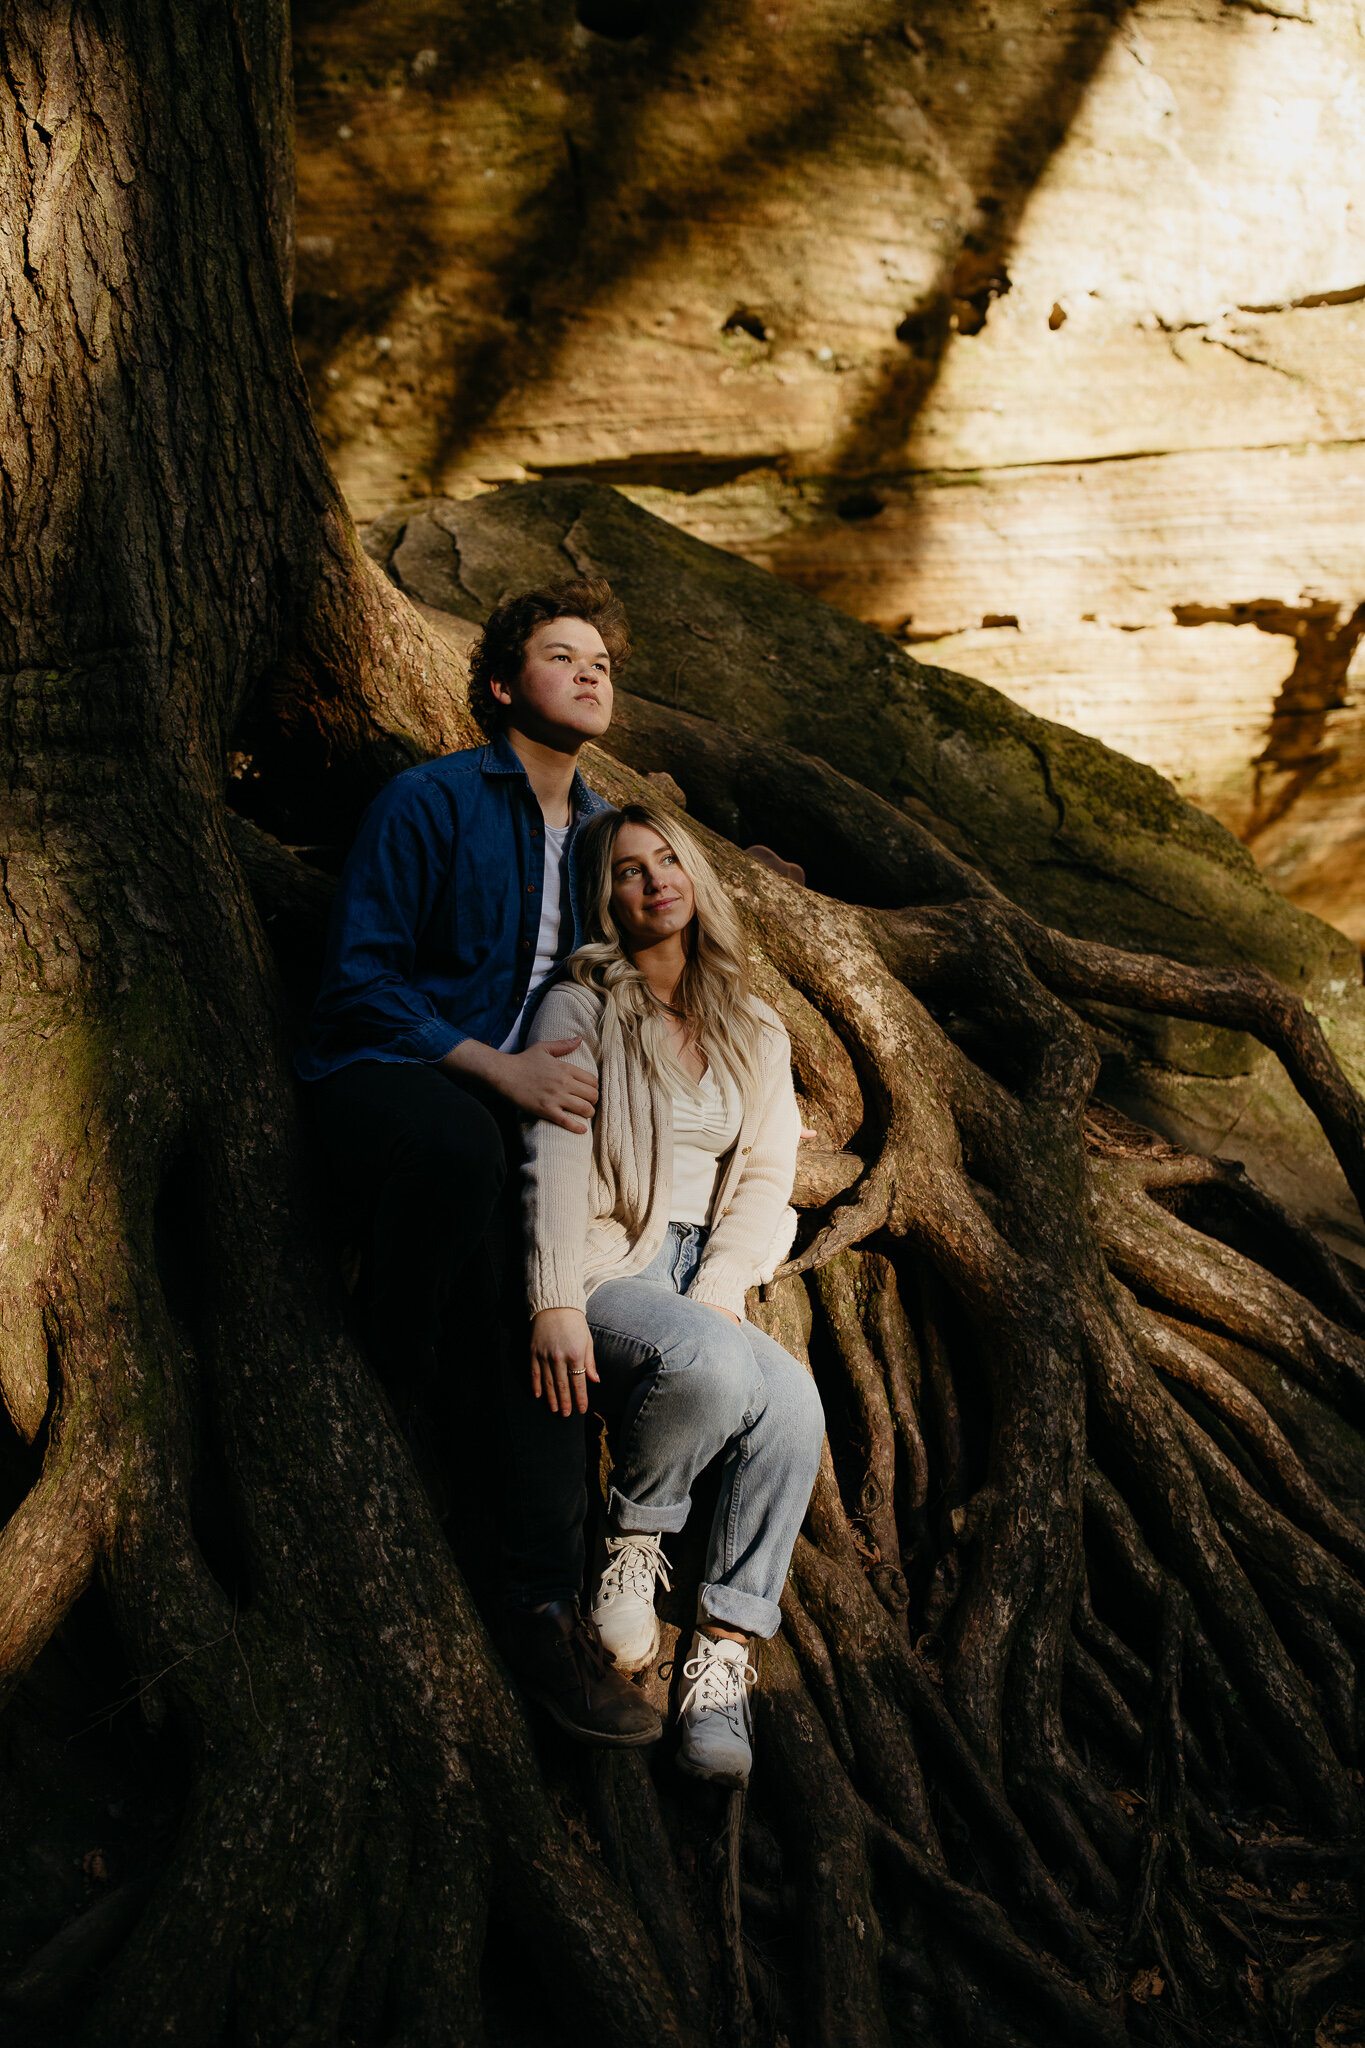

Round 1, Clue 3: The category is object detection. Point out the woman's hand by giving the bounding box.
[703,1304,742,1326]
[530,1306,599,1415]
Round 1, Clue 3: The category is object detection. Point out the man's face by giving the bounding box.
[491,616,614,749]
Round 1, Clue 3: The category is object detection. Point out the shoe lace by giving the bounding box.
[600,1532,672,1605]
[564,1608,611,1684]
[680,1642,757,1733]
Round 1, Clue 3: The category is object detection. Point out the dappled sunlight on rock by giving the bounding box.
[296,0,1365,940]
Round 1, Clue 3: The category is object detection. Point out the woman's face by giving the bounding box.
[609,821,696,953]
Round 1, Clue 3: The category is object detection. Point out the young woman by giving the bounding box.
[521,801,825,1788]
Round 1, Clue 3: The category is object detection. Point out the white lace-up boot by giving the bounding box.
[677,1631,757,1788]
[590,1530,672,1673]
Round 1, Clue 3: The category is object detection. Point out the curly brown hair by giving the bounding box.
[466,576,631,737]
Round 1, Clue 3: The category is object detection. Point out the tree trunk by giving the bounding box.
[6,8,1365,2048]
[2,8,690,2043]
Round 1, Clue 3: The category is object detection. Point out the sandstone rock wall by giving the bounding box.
[294,0,1365,936]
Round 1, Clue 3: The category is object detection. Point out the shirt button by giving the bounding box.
[520,939,531,950]
[527,884,536,893]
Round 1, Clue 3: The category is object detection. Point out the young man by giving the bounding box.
[297,577,660,1748]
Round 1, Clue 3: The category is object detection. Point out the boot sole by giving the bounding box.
[525,1686,663,1747]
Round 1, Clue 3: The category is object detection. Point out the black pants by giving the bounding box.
[302,1058,586,1606]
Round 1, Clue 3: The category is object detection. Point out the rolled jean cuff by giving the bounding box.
[608,1484,691,1535]
[698,1581,782,1640]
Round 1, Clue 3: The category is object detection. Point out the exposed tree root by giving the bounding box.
[8,9,1365,2021]
[80,662,1364,2041]
[0,1430,101,1707]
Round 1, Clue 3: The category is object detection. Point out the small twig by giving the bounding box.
[87,1596,264,1732]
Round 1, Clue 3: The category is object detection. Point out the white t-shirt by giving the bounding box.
[669,1065,742,1226]
[499,821,570,1053]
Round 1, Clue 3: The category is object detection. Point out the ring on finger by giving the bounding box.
[568,1366,587,1377]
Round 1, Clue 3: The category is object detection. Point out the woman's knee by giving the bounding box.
[658,1314,762,1423]
[764,1352,826,1465]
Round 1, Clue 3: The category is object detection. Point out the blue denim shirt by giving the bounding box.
[295,733,612,1081]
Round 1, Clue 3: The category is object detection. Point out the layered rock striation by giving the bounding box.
[294,0,1365,935]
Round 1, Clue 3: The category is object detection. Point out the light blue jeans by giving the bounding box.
[586,1223,825,1639]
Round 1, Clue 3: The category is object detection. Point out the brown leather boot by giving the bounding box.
[502,1599,663,1747]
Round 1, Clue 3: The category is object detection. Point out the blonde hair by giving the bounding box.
[570,802,765,1105]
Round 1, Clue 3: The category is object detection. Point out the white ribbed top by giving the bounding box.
[498,820,569,1052]
[668,1065,742,1225]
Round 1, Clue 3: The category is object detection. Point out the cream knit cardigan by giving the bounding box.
[521,978,801,1321]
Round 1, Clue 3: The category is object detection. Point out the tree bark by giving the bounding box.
[2,8,689,2043]
[6,7,1365,2048]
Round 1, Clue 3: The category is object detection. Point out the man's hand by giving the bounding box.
[497,1039,600,1129]
[530,1306,599,1415]
[442,1036,599,1131]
